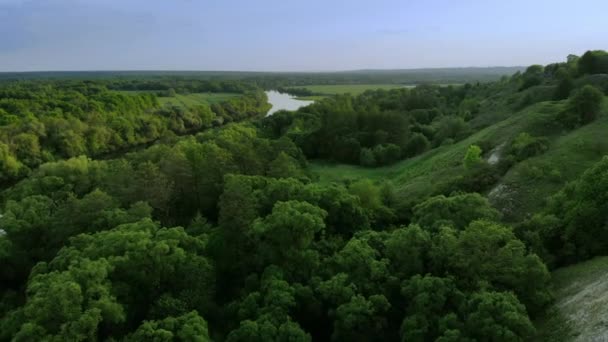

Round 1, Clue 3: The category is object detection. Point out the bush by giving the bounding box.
[509,133,549,161]
[403,133,430,158]
[559,85,604,127]
[463,145,483,169]
[433,116,469,146]
[360,148,376,167]
[578,50,608,75]
[373,144,401,166]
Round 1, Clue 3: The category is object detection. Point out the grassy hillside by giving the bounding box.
[312,100,557,197]
[534,256,608,341]
[491,105,608,220]
[312,96,608,220]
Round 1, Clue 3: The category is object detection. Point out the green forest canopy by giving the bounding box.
[1,51,608,341]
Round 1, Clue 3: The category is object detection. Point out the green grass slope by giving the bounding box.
[312,100,565,203]
[534,256,608,341]
[312,96,608,220]
[491,109,608,220]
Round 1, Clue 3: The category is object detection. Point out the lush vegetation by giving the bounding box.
[278,84,410,99]
[0,80,271,186]
[1,51,608,341]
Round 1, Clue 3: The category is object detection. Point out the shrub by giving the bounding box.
[509,133,549,161]
[403,133,430,158]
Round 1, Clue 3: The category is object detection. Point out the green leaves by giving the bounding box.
[413,193,500,231]
[127,311,211,342]
[464,291,535,341]
[463,144,483,169]
[5,219,214,341]
[332,294,390,342]
[17,258,123,340]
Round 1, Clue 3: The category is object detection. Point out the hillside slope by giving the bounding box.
[534,257,608,341]
[312,97,608,220]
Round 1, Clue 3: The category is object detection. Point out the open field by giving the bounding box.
[294,83,462,99]
[298,84,410,97]
[117,90,239,107]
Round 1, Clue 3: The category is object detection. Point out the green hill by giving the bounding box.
[534,256,608,341]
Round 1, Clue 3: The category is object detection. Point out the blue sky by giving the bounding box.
[0,0,606,71]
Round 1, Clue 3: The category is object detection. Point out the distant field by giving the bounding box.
[293,83,462,99]
[117,90,238,107]
[297,84,409,97]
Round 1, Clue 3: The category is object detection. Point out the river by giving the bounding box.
[265,90,314,116]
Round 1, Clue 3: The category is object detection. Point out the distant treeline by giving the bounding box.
[0,66,525,87]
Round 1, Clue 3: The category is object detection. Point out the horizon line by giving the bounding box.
[0,65,527,74]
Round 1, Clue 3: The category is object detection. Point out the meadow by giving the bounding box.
[292,84,410,99]
[117,90,239,107]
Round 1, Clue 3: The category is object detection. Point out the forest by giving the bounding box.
[1,50,608,341]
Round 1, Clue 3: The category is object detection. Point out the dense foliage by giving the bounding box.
[262,85,482,165]
[0,50,607,341]
[0,80,270,185]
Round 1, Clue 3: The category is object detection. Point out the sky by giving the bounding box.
[0,0,606,71]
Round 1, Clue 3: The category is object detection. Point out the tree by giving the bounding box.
[12,133,42,166]
[359,148,376,167]
[333,237,390,295]
[267,152,302,179]
[568,85,604,125]
[435,116,468,145]
[403,133,430,158]
[384,225,430,278]
[463,145,482,169]
[251,201,326,280]
[554,76,574,100]
[332,294,390,342]
[226,268,311,342]
[6,219,215,340]
[133,161,174,215]
[578,50,608,75]
[126,311,210,342]
[519,65,544,90]
[12,258,124,341]
[509,133,549,161]
[400,275,466,342]
[0,142,24,181]
[413,193,500,231]
[542,156,608,263]
[451,220,552,313]
[464,291,535,341]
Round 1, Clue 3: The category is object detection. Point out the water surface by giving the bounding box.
[266,90,314,116]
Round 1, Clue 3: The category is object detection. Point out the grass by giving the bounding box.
[294,95,328,101]
[312,97,608,221]
[298,84,411,96]
[117,91,238,108]
[534,256,608,341]
[311,101,567,203]
[493,100,608,220]
[158,93,238,107]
